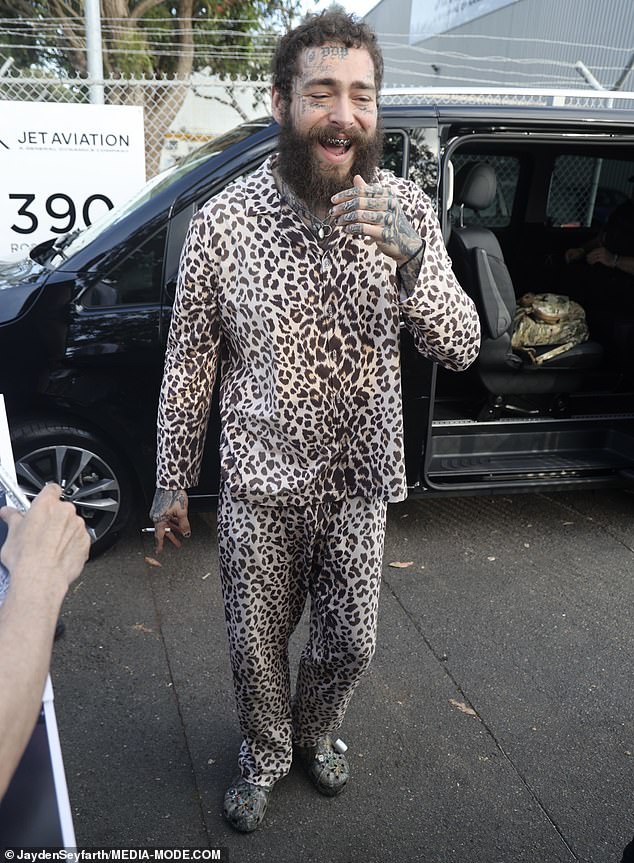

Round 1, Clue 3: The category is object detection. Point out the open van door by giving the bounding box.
[419,117,634,497]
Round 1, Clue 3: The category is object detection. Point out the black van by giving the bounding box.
[2,90,634,553]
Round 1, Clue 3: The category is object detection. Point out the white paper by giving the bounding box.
[0,394,13,604]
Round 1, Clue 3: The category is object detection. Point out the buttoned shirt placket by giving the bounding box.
[156,157,481,504]
[281,201,348,499]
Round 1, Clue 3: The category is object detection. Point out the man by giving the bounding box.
[0,484,90,798]
[565,176,634,275]
[565,176,634,286]
[151,11,480,833]
[564,177,634,363]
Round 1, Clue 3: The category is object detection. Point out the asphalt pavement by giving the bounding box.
[50,489,634,863]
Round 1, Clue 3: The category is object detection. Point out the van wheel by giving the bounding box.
[10,420,134,557]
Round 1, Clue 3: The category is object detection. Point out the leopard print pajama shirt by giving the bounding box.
[156,156,480,786]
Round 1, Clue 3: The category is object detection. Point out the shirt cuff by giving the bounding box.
[398,239,426,303]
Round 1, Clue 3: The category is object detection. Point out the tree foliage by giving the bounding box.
[0,0,312,177]
[0,0,305,78]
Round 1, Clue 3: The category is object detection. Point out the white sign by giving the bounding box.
[0,101,145,258]
[410,0,519,44]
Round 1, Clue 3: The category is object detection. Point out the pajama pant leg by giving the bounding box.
[292,497,387,746]
[217,493,311,788]
[218,493,387,786]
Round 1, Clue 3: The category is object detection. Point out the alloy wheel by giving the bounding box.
[16,444,121,543]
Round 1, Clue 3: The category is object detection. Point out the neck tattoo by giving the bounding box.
[279,178,335,240]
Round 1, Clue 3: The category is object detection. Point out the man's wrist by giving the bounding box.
[397,239,426,269]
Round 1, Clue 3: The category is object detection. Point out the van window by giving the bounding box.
[47,121,270,270]
[547,155,634,228]
[81,226,167,307]
[382,131,405,178]
[408,127,440,201]
[450,154,519,228]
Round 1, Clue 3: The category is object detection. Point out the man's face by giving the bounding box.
[272,44,382,206]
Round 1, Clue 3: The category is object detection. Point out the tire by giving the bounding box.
[10,419,134,557]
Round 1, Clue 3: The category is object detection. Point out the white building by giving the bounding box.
[364,0,634,91]
[159,70,271,171]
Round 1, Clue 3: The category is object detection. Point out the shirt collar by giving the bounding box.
[243,156,284,217]
[243,155,385,223]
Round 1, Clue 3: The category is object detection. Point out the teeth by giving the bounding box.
[326,137,351,147]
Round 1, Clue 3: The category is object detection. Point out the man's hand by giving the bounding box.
[586,246,618,268]
[565,247,586,264]
[0,484,90,800]
[0,484,90,599]
[331,174,423,265]
[149,488,191,554]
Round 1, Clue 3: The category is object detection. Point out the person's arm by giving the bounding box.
[586,246,634,275]
[565,231,604,263]
[0,484,90,798]
[331,174,480,372]
[152,207,223,553]
[393,190,481,370]
[614,255,634,276]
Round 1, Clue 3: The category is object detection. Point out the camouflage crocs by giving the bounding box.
[223,777,270,833]
[296,735,349,797]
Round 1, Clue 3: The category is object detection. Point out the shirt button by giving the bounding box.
[321,256,332,273]
[326,304,336,318]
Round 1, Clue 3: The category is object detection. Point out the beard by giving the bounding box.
[277,116,384,210]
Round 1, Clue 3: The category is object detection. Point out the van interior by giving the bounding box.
[421,134,634,492]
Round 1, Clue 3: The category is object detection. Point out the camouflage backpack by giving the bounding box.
[511,292,589,364]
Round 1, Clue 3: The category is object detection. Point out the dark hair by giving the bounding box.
[271,10,384,106]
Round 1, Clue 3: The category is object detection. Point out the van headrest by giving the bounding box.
[454,162,497,211]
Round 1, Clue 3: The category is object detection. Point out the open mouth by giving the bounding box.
[321,136,353,156]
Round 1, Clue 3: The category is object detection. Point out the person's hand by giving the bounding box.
[0,484,90,598]
[330,174,423,266]
[149,488,191,554]
[565,247,585,264]
[586,246,618,268]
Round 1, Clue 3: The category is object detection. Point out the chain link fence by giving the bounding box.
[547,154,634,227]
[3,74,634,182]
[0,71,272,177]
[446,135,634,233]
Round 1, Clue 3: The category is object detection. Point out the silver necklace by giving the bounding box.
[279,181,334,240]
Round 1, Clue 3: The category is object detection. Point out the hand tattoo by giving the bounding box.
[149,488,191,552]
[150,488,188,524]
[331,183,424,265]
[382,205,423,263]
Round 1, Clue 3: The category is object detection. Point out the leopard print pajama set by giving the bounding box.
[156,156,480,788]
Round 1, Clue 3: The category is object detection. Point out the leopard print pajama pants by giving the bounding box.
[217,492,388,788]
